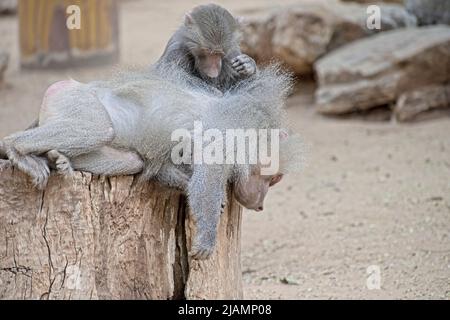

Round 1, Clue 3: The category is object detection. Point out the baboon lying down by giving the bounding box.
[0,64,300,259]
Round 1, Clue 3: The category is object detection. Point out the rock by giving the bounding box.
[405,0,450,25]
[314,26,450,114]
[394,84,450,122]
[0,168,244,299]
[341,0,402,3]
[269,4,335,74]
[0,0,16,14]
[240,11,276,64]
[240,0,416,74]
[0,51,9,85]
[279,276,300,285]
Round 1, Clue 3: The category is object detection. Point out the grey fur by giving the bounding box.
[156,3,256,91]
[0,64,295,259]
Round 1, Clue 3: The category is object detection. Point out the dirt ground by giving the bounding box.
[0,0,449,299]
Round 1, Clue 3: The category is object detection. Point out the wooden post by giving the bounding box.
[18,0,119,69]
[0,167,243,299]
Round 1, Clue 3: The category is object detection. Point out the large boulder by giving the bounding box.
[341,0,402,3]
[405,0,450,25]
[240,0,417,74]
[394,85,450,122]
[314,26,450,114]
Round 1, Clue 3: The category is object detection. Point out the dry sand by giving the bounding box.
[0,0,449,299]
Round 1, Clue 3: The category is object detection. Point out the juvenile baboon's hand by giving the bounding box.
[231,54,256,77]
[190,228,217,260]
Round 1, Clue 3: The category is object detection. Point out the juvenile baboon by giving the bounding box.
[157,3,256,91]
[0,64,299,259]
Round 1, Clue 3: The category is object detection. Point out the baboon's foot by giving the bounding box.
[6,146,50,189]
[0,159,11,171]
[47,150,73,176]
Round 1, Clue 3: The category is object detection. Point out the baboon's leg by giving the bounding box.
[3,121,115,158]
[71,146,144,176]
[2,123,114,188]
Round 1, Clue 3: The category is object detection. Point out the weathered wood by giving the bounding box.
[18,0,119,69]
[0,167,243,299]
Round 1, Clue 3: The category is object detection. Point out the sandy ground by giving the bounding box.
[0,0,449,299]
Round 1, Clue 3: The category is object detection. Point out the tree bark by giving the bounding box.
[0,167,243,299]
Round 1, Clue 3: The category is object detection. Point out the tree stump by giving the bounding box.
[0,167,243,299]
[18,0,119,69]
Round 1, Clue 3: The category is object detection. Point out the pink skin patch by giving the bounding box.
[40,80,80,121]
[44,79,78,98]
[42,79,79,104]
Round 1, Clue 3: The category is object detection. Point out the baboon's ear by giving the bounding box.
[184,12,194,26]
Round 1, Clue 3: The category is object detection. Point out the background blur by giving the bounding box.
[0,0,449,299]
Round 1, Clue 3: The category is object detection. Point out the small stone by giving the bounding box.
[280,277,300,285]
[426,196,444,202]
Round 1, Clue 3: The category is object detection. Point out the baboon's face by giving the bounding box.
[194,48,224,79]
[234,172,283,212]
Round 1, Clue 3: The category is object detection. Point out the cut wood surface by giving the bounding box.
[0,167,243,299]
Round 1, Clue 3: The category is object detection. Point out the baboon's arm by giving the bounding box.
[187,164,227,260]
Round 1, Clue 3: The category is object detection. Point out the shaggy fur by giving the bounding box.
[0,64,301,259]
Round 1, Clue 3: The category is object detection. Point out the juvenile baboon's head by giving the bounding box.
[182,4,241,79]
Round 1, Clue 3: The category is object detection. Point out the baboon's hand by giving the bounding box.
[190,228,217,260]
[187,165,224,260]
[231,54,256,77]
